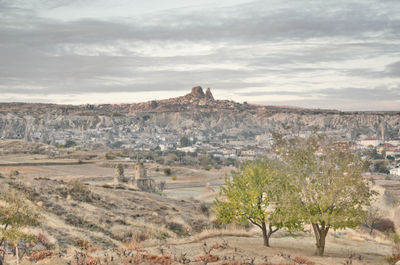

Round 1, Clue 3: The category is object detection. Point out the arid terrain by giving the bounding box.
[0,140,399,265]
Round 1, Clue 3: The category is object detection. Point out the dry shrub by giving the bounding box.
[36,232,52,249]
[221,262,247,265]
[125,240,142,251]
[76,239,91,250]
[69,180,93,202]
[129,251,173,265]
[29,250,53,261]
[80,256,100,265]
[293,256,316,265]
[195,253,219,263]
[386,243,400,265]
[124,230,150,250]
[192,228,253,242]
[373,218,396,234]
[132,230,150,243]
[143,254,173,265]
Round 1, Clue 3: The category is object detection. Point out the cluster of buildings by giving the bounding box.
[357,137,400,177]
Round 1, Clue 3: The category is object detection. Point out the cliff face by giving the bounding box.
[0,87,399,145]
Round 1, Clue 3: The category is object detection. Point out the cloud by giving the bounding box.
[0,0,399,110]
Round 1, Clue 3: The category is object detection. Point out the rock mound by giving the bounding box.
[190,86,205,98]
[205,88,214,101]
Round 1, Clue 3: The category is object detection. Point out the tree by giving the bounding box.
[214,158,300,247]
[180,136,191,147]
[275,134,375,256]
[115,163,124,177]
[0,187,40,265]
[64,140,76,148]
[364,206,383,235]
[373,160,390,174]
[163,168,171,176]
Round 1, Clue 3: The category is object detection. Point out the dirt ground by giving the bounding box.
[0,154,398,265]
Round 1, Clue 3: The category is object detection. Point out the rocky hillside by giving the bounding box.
[0,87,399,146]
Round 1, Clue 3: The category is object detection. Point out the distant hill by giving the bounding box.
[0,87,399,146]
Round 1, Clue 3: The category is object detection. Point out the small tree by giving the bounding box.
[180,136,191,147]
[214,158,299,247]
[275,134,375,256]
[364,206,383,235]
[115,163,124,177]
[0,187,40,265]
[163,168,171,176]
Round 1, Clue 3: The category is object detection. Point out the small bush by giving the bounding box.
[167,222,187,236]
[293,256,316,265]
[115,163,124,177]
[132,230,150,243]
[200,203,210,217]
[373,218,396,234]
[29,250,53,262]
[386,243,400,265]
[76,239,91,250]
[163,168,171,176]
[203,165,212,171]
[69,180,93,202]
[105,152,116,160]
[9,170,19,177]
[64,140,76,148]
[171,176,177,181]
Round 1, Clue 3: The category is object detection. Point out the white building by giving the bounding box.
[357,138,382,148]
[389,167,400,176]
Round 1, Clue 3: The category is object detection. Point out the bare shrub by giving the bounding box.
[364,206,383,234]
[29,250,53,262]
[386,243,400,264]
[293,256,316,265]
[68,180,93,202]
[200,203,210,217]
[132,230,150,243]
[373,218,396,234]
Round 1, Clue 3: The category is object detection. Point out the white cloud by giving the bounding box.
[0,0,399,110]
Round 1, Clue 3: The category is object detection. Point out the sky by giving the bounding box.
[0,0,400,111]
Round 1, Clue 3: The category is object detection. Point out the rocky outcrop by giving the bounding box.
[0,87,399,146]
[189,86,205,98]
[205,88,214,101]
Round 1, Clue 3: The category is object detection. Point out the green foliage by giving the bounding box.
[171,175,177,181]
[105,152,116,160]
[274,134,375,255]
[374,160,390,174]
[180,136,192,147]
[203,165,212,171]
[116,163,124,177]
[163,168,171,176]
[64,140,76,148]
[214,158,300,247]
[0,187,40,264]
[110,141,124,149]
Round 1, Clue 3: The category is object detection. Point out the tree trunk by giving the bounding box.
[261,222,270,247]
[312,222,329,256]
[16,245,19,265]
[0,242,6,265]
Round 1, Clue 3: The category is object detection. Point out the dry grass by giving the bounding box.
[188,228,255,243]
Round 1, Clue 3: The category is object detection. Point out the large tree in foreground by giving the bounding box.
[214,158,300,247]
[274,134,375,256]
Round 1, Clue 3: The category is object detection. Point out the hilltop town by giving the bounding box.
[1,86,400,175]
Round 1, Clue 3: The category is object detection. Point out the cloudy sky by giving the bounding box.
[1,0,399,110]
